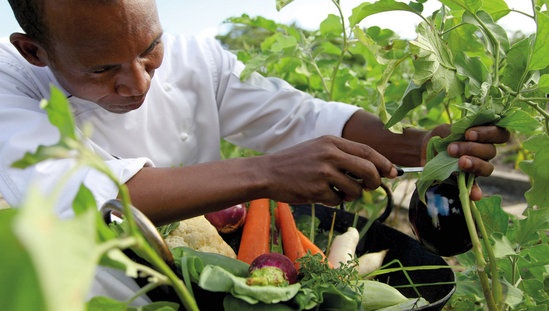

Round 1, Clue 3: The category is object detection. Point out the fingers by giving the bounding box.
[311,136,397,205]
[457,156,494,177]
[470,183,483,201]
[445,125,510,177]
[331,136,397,180]
[447,141,496,160]
[464,126,510,144]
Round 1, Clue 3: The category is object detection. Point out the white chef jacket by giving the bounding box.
[0,34,360,304]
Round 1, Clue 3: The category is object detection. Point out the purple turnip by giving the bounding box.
[204,203,247,233]
[246,253,298,286]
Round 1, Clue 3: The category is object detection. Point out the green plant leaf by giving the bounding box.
[0,209,46,311]
[496,109,541,135]
[539,74,549,93]
[41,86,77,141]
[492,233,516,258]
[519,135,549,208]
[512,208,549,247]
[455,52,490,97]
[13,185,99,311]
[410,22,455,84]
[349,0,421,27]
[276,0,294,11]
[416,151,459,203]
[87,296,179,311]
[476,196,508,236]
[439,0,481,12]
[478,0,510,20]
[11,144,75,168]
[319,14,343,37]
[461,10,510,56]
[499,278,524,308]
[198,265,301,304]
[384,82,426,128]
[269,33,298,52]
[501,37,531,92]
[529,11,549,71]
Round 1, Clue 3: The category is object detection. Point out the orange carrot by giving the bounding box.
[276,202,306,270]
[296,229,333,268]
[237,198,271,264]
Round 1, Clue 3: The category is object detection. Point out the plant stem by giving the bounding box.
[470,200,503,309]
[136,234,199,311]
[457,172,498,310]
[83,147,199,310]
[328,0,348,101]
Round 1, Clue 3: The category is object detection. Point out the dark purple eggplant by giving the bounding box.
[408,176,472,257]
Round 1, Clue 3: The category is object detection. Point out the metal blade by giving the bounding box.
[395,166,424,176]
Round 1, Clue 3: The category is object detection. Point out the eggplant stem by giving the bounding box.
[457,172,498,310]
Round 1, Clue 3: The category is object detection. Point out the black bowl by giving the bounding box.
[291,204,455,311]
[105,198,455,310]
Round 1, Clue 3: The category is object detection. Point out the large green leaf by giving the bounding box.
[539,74,549,93]
[476,196,508,236]
[410,22,455,83]
[479,0,510,20]
[511,208,549,246]
[496,109,541,135]
[501,37,532,92]
[416,151,459,203]
[384,82,426,128]
[0,209,46,311]
[13,186,99,311]
[439,0,481,12]
[454,52,490,97]
[492,233,516,259]
[519,135,549,208]
[461,10,510,56]
[529,11,549,71]
[349,0,422,27]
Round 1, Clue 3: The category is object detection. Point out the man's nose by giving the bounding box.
[115,61,150,97]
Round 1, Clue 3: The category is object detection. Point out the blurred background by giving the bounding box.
[0,0,536,39]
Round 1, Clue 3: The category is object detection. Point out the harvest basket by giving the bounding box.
[101,198,455,310]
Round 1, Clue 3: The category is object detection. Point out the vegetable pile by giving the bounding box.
[181,198,436,310]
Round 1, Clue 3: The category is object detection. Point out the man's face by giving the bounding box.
[42,0,164,113]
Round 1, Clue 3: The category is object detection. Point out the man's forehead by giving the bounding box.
[44,0,160,40]
[42,0,162,65]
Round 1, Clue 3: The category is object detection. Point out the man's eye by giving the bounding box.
[90,65,117,74]
[91,67,109,74]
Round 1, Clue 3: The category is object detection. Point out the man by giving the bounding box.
[2,0,508,304]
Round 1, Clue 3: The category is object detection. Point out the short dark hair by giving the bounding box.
[8,0,50,47]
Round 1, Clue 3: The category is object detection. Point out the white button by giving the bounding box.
[180,132,189,141]
[164,83,172,92]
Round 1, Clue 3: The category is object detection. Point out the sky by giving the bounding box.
[0,0,537,40]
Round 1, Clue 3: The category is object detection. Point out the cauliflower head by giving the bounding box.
[165,215,236,258]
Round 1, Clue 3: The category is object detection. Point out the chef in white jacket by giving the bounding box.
[1,0,509,305]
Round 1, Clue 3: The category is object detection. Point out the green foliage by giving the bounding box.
[219,1,549,310]
[1,1,547,310]
[0,87,198,311]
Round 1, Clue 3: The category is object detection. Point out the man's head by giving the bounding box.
[7,0,50,48]
[8,0,164,113]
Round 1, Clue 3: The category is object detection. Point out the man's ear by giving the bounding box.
[9,32,49,67]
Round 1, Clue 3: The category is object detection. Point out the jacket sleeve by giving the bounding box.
[203,37,361,153]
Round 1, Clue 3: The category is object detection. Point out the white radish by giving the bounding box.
[328,226,360,268]
[357,249,388,276]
